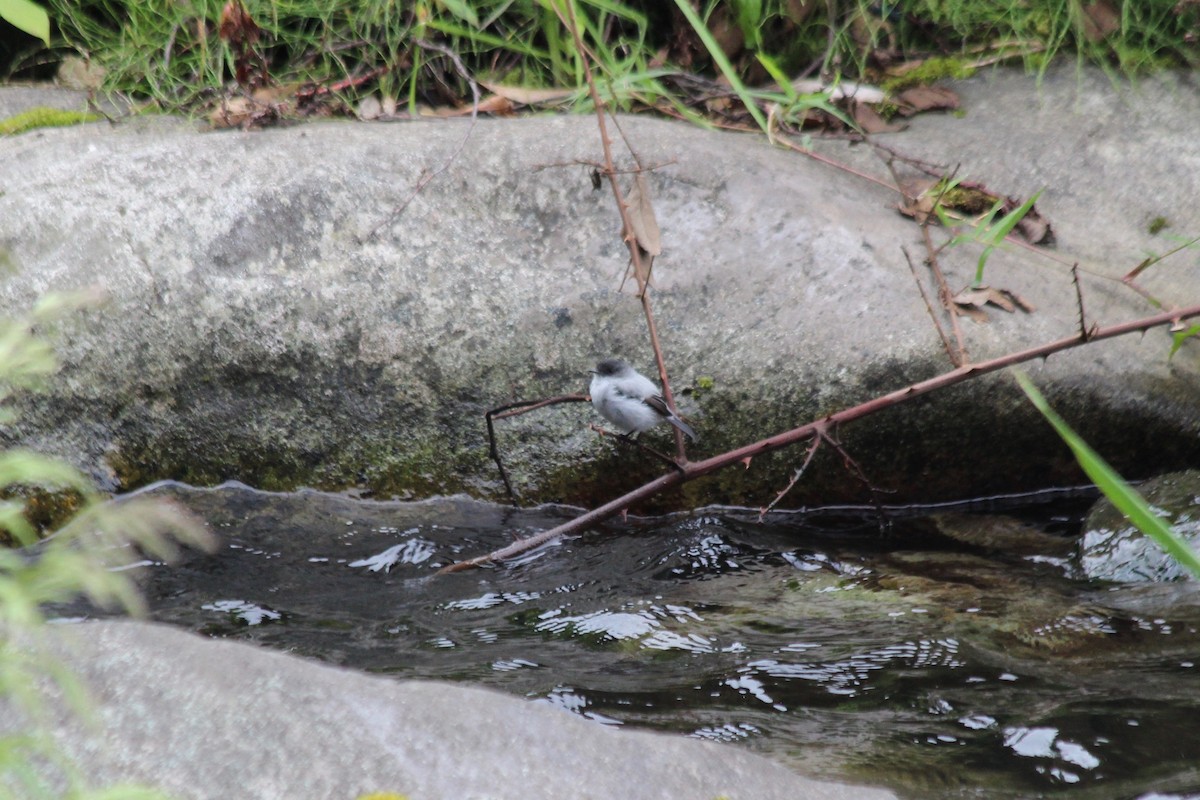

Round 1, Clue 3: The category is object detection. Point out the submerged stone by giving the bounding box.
[1078,470,1200,582]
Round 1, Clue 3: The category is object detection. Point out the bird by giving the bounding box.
[588,358,697,442]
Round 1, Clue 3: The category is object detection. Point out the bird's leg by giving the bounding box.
[588,424,685,472]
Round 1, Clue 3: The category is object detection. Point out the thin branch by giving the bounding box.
[920,240,966,359]
[486,394,589,504]
[558,0,689,463]
[363,39,480,241]
[439,302,1200,573]
[819,424,893,524]
[903,245,956,363]
[492,394,589,421]
[759,423,825,521]
[1071,264,1094,341]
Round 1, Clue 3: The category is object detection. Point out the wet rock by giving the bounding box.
[1078,470,1200,582]
[1,620,898,800]
[1,69,1199,507]
[926,513,1077,556]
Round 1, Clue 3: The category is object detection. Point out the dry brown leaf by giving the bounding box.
[912,179,1056,246]
[953,285,1037,321]
[953,287,993,308]
[893,85,959,116]
[425,95,516,117]
[896,177,938,223]
[475,95,516,115]
[955,303,990,323]
[210,96,253,128]
[784,0,819,23]
[209,93,290,129]
[898,194,935,223]
[625,173,662,257]
[479,82,574,107]
[1080,0,1121,40]
[1015,211,1054,246]
[852,102,905,134]
[707,4,745,57]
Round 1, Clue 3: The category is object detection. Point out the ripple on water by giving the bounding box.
[65,481,1200,800]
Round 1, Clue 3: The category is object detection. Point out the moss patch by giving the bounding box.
[0,107,101,136]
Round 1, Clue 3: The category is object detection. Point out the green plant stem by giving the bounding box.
[1015,369,1200,580]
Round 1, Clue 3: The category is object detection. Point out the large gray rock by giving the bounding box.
[4,620,896,800]
[0,70,1197,507]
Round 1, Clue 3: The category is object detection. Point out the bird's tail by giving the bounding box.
[666,414,698,442]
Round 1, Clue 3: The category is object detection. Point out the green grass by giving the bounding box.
[7,0,1194,118]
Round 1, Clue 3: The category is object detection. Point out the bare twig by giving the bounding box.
[439,302,1200,573]
[759,423,825,520]
[1071,264,1097,341]
[294,64,393,103]
[903,245,956,363]
[905,168,968,366]
[486,394,589,504]
[1120,233,1200,312]
[819,424,892,524]
[363,39,480,241]
[557,0,689,463]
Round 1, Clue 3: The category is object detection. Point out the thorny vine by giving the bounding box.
[433,8,1200,573]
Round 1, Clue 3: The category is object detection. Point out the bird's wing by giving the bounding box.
[644,394,698,441]
[618,373,661,400]
[642,394,671,416]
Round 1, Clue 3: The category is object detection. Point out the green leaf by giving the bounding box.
[435,0,480,29]
[1169,323,1200,359]
[732,0,764,49]
[755,53,796,102]
[0,0,49,45]
[974,190,1041,286]
[1014,369,1200,581]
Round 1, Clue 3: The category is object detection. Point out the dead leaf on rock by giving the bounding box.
[916,179,1056,246]
[852,101,906,134]
[479,82,575,108]
[896,177,938,223]
[209,86,295,128]
[1015,209,1054,246]
[893,85,959,116]
[474,95,517,115]
[953,285,1036,322]
[625,173,662,257]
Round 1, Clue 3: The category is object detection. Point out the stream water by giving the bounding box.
[88,481,1200,799]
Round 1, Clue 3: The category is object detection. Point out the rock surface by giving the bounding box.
[3,619,897,800]
[0,68,1198,507]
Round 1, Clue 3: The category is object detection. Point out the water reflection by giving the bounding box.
[70,481,1200,799]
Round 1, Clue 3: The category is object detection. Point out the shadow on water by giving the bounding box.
[70,481,1200,799]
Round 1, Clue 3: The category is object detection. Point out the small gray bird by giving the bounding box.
[588,359,697,442]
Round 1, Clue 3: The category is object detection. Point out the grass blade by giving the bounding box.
[670,0,768,132]
[1015,369,1200,580]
